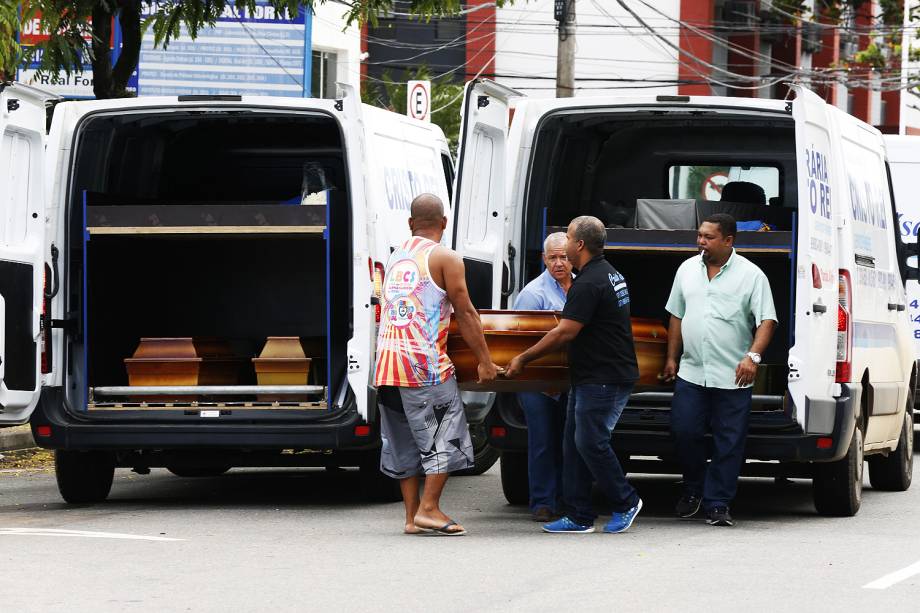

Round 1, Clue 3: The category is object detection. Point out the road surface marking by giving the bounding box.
[0,528,182,542]
[863,560,920,589]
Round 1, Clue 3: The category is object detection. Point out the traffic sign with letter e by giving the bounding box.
[407,80,431,122]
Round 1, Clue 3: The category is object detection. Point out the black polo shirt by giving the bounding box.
[561,255,639,385]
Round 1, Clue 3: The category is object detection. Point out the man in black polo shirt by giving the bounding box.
[506,215,642,534]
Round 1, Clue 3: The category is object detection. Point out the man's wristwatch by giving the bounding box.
[746,352,762,365]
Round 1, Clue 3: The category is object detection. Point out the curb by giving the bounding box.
[0,425,36,452]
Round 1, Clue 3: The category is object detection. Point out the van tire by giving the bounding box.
[454,423,500,476]
[358,450,402,503]
[500,451,529,506]
[868,409,913,492]
[55,450,115,504]
[812,425,863,517]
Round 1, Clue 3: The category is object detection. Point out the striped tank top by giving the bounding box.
[374,236,454,388]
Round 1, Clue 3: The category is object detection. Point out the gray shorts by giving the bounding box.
[377,377,474,478]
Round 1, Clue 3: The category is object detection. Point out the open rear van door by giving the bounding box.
[789,85,840,433]
[339,84,374,420]
[0,84,51,424]
[452,79,521,309]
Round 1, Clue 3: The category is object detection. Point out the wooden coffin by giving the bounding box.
[124,337,243,389]
[447,310,569,392]
[252,337,313,401]
[447,311,668,392]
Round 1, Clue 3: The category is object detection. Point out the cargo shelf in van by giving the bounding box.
[85,203,326,237]
[545,226,793,255]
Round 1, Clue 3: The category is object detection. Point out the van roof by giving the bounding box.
[515,93,790,117]
[54,95,344,114]
[52,94,448,142]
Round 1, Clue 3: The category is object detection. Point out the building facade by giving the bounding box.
[361,0,918,133]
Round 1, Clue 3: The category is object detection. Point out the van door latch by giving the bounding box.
[888,303,905,311]
[812,303,827,314]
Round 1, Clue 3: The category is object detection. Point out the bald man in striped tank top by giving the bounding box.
[375,193,500,536]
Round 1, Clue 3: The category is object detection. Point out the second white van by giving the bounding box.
[458,81,916,516]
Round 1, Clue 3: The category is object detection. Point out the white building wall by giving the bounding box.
[311,2,362,93]
[901,0,920,133]
[493,0,681,97]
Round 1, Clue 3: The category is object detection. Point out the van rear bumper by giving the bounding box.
[488,385,857,464]
[29,387,375,452]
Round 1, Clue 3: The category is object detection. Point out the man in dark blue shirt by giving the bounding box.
[506,216,642,534]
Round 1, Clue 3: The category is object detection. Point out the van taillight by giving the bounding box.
[41,265,52,374]
[373,262,385,323]
[811,263,822,289]
[836,270,852,383]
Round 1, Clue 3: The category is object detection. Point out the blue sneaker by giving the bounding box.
[603,498,643,534]
[542,516,595,534]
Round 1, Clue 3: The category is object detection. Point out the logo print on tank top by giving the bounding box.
[384,258,421,328]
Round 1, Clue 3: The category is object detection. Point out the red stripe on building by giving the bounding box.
[465,3,496,82]
[677,0,715,95]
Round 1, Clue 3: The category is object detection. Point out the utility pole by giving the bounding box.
[555,0,576,97]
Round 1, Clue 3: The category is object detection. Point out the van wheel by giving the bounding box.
[812,425,863,517]
[453,423,500,476]
[166,465,232,478]
[868,408,913,492]
[55,450,115,504]
[500,451,529,506]
[358,450,402,503]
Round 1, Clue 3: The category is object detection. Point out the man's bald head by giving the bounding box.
[408,193,447,239]
[410,194,445,226]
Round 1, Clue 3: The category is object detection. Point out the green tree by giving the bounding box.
[362,66,464,152]
[2,0,511,98]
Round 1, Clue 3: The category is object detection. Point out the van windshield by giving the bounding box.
[668,165,780,203]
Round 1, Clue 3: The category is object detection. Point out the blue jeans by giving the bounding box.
[670,377,753,510]
[563,383,639,525]
[518,392,566,512]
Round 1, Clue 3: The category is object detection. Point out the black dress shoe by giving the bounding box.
[531,507,557,522]
[675,493,702,518]
[706,506,734,527]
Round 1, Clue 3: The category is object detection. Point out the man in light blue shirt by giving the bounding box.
[514,232,571,522]
[663,214,777,527]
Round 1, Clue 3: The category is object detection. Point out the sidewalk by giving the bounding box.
[0,425,35,451]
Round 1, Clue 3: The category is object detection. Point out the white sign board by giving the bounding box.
[138,0,307,97]
[407,80,431,122]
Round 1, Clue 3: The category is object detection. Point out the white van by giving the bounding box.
[881,134,920,420]
[461,81,916,516]
[0,82,495,503]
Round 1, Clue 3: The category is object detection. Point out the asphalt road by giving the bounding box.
[1,455,918,612]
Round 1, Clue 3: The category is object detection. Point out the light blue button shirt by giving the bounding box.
[514,269,568,311]
[515,269,568,400]
[665,250,777,389]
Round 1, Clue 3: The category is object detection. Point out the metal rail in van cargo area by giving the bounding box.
[629,391,784,409]
[87,385,327,410]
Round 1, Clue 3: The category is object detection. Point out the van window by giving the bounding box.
[668,165,780,202]
[0,130,34,246]
[465,133,494,244]
[441,153,454,203]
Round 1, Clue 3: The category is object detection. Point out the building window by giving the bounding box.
[434,18,464,41]
[311,51,338,99]
[373,18,397,40]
